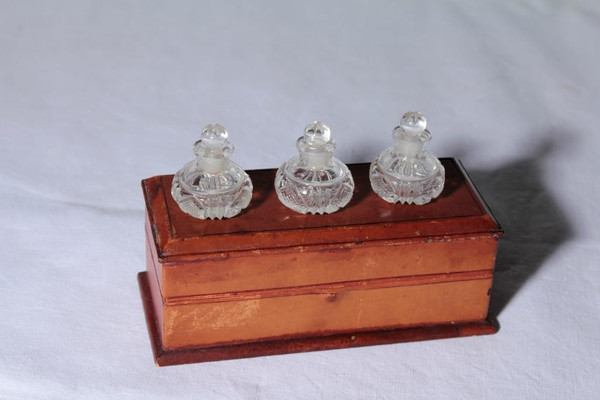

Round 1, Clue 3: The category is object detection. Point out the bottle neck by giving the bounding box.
[198,156,229,174]
[394,137,424,158]
[301,151,332,169]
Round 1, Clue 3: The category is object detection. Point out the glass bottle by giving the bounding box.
[370,112,445,205]
[171,123,253,219]
[275,121,354,214]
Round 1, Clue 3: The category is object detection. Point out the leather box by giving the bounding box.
[138,158,502,366]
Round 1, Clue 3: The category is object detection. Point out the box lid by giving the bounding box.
[143,158,501,262]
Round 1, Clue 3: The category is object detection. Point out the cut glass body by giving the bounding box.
[171,124,253,219]
[275,122,354,214]
[370,112,445,205]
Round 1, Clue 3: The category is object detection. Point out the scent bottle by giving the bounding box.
[275,121,354,214]
[171,123,253,219]
[370,112,445,205]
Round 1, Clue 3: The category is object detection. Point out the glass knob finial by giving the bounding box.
[171,123,253,219]
[304,121,331,146]
[399,111,427,135]
[198,123,228,149]
[275,121,354,214]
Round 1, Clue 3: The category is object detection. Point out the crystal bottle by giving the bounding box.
[171,124,253,219]
[275,121,354,214]
[370,112,445,205]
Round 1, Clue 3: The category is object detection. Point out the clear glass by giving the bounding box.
[171,123,253,219]
[370,112,445,205]
[275,121,354,214]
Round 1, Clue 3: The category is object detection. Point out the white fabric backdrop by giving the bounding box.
[1,1,598,399]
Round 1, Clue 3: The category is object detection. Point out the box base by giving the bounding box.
[138,272,498,366]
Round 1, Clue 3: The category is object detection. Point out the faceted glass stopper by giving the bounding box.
[303,121,331,146]
[171,124,253,219]
[370,111,445,205]
[275,121,354,214]
[398,111,427,135]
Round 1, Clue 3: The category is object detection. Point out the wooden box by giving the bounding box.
[138,159,502,366]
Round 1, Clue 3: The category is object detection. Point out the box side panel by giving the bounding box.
[146,237,165,345]
[161,237,498,297]
[145,214,163,289]
[161,278,492,349]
